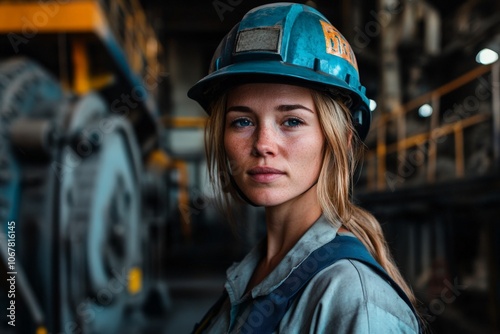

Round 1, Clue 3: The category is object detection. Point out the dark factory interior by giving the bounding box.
[0,0,499,333]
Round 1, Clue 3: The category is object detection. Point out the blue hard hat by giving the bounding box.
[188,2,372,140]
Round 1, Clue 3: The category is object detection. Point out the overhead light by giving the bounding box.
[418,103,433,117]
[476,48,499,65]
[369,99,377,111]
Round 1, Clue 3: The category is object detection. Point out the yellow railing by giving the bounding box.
[362,62,499,192]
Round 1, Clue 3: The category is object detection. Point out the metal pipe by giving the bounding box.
[9,118,58,159]
[399,0,441,55]
[492,61,500,170]
[378,0,403,114]
[421,1,441,55]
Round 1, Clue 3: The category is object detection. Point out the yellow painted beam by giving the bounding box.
[162,116,208,128]
[0,1,106,35]
[127,267,142,295]
[72,38,91,94]
[147,149,172,170]
[36,326,48,334]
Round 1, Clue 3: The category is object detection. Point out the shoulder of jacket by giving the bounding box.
[308,259,419,329]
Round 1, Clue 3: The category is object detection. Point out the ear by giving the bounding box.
[347,130,353,149]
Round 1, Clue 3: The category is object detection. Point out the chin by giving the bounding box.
[243,190,289,207]
[249,199,281,207]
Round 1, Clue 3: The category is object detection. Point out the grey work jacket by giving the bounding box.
[203,216,420,333]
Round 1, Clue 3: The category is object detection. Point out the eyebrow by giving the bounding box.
[226,104,314,113]
[226,105,252,113]
[277,104,314,113]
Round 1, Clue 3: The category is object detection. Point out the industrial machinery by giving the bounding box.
[0,1,175,333]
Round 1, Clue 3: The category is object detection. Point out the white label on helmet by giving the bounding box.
[235,27,281,53]
[320,20,358,70]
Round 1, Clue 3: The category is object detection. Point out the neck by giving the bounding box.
[263,185,322,266]
[244,185,322,292]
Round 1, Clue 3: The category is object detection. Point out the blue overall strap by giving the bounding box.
[241,235,422,334]
[192,289,228,334]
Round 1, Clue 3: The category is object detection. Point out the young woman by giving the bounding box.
[188,3,422,333]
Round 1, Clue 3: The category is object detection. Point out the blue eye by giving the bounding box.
[231,118,253,128]
[283,118,303,127]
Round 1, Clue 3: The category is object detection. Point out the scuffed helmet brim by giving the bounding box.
[187,60,371,140]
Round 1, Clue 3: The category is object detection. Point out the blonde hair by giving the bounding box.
[205,88,418,308]
[312,90,418,307]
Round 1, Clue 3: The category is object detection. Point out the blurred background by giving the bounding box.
[0,0,499,333]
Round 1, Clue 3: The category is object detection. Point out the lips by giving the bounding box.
[247,166,285,183]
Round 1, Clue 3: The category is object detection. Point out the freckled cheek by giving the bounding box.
[290,136,324,169]
[224,133,249,164]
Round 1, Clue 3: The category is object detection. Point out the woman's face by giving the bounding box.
[224,83,325,207]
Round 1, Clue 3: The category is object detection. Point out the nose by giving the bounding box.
[252,123,277,157]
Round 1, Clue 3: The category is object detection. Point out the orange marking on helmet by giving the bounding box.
[320,20,358,71]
